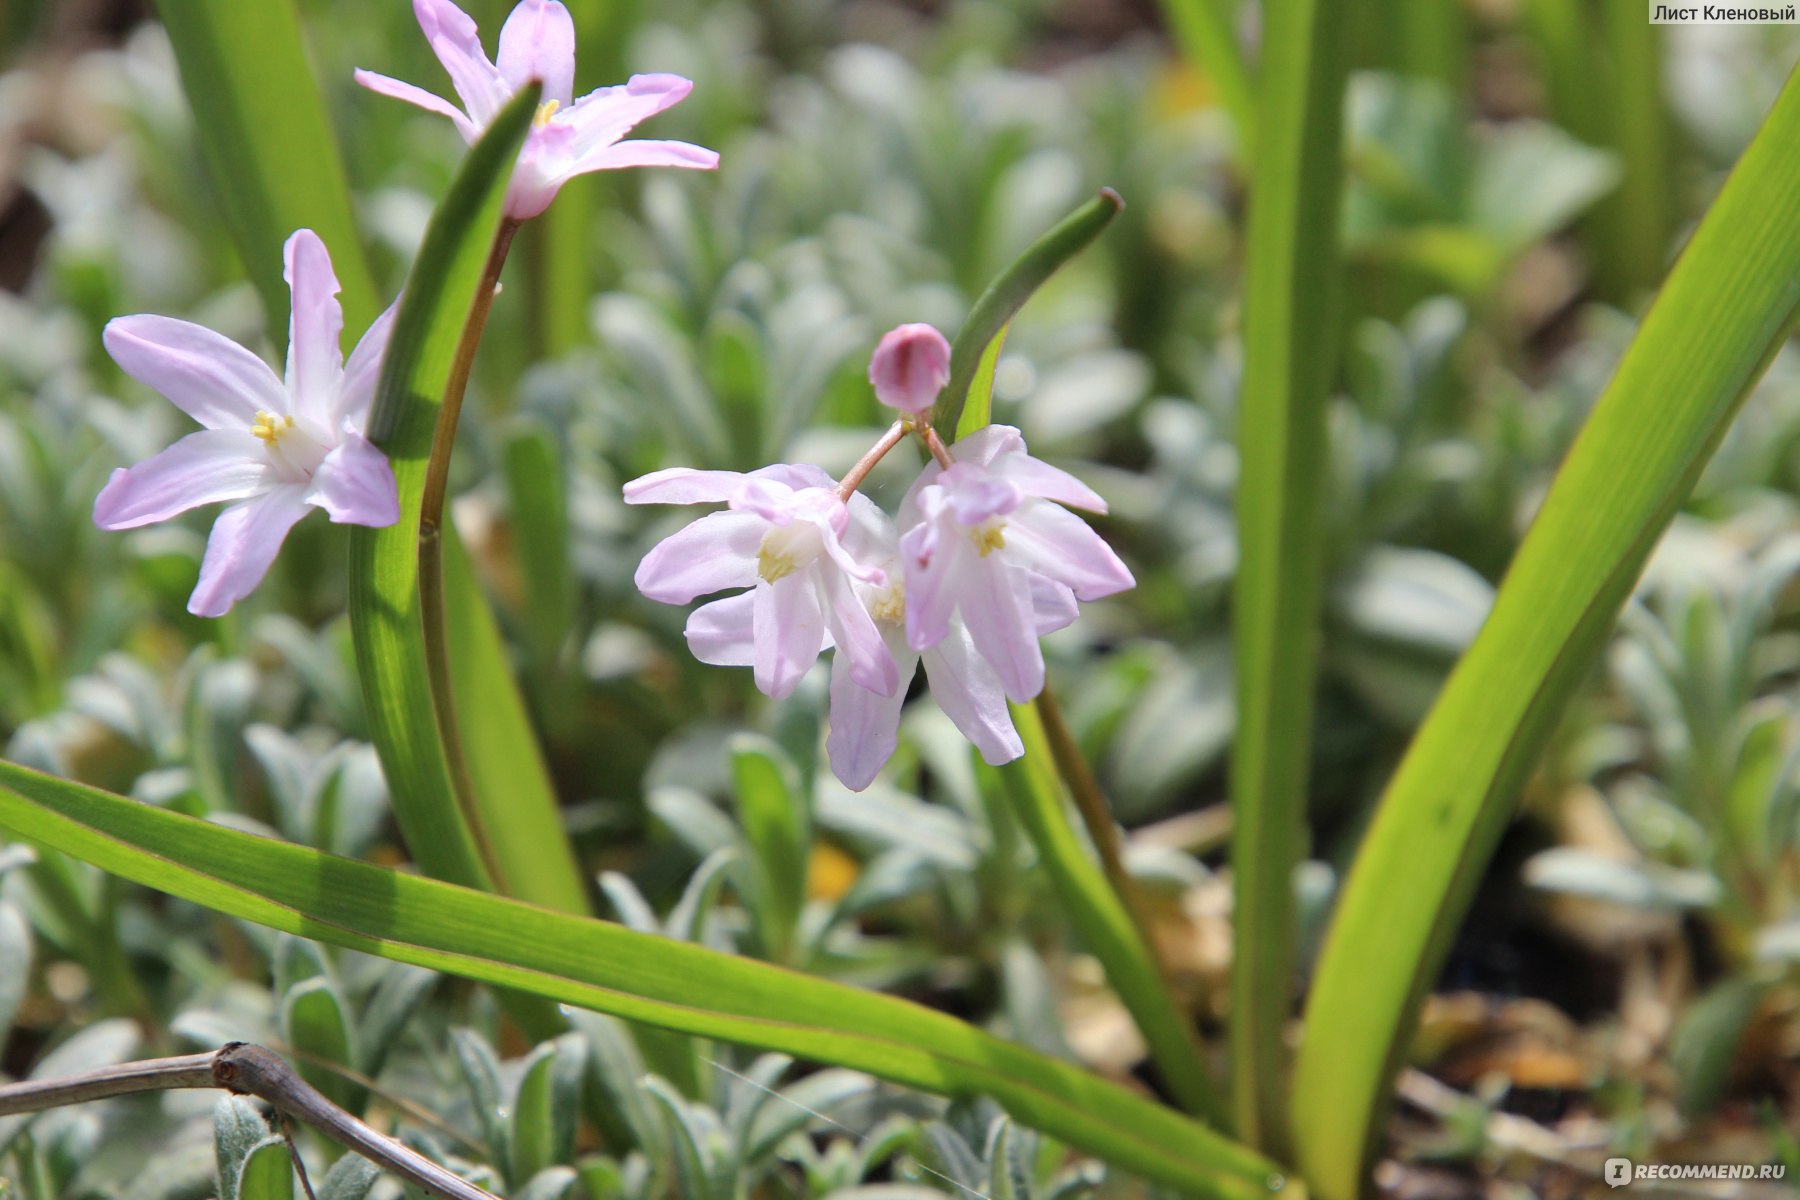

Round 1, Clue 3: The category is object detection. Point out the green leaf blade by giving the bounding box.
[1292,67,1800,1200]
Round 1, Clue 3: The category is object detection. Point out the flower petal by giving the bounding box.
[921,627,1023,766]
[353,70,480,141]
[624,467,751,506]
[562,73,695,156]
[413,0,509,127]
[869,323,950,415]
[188,488,314,617]
[686,591,755,666]
[947,424,1026,468]
[1002,502,1135,601]
[752,573,825,699]
[92,429,274,529]
[1029,574,1079,635]
[496,0,575,105]
[634,510,762,603]
[283,230,345,427]
[900,501,959,652]
[994,451,1107,512]
[827,627,915,791]
[819,563,899,696]
[955,557,1044,703]
[304,432,400,526]
[103,315,286,429]
[337,299,398,432]
[570,138,719,174]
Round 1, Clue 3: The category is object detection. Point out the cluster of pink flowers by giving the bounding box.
[628,324,1134,790]
[94,0,715,614]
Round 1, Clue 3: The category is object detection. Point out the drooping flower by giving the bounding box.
[824,499,1080,790]
[899,424,1134,703]
[94,230,399,617]
[869,323,952,415]
[626,465,899,701]
[356,0,719,220]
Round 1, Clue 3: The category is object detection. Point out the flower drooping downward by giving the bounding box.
[356,0,719,220]
[94,230,399,617]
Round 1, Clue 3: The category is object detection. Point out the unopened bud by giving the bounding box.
[869,323,951,415]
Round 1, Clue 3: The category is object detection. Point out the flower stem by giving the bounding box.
[836,420,908,499]
[920,423,956,469]
[416,218,520,893]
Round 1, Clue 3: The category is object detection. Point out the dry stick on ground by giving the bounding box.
[0,1042,500,1200]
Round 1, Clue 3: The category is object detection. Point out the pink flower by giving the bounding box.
[899,425,1134,703]
[824,500,1080,790]
[626,465,899,701]
[869,323,951,415]
[95,230,399,617]
[356,0,719,220]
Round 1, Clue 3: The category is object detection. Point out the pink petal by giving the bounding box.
[939,463,1022,525]
[496,0,575,105]
[103,315,286,430]
[188,488,314,617]
[752,573,825,699]
[994,452,1107,513]
[759,463,836,491]
[338,299,398,432]
[283,230,345,427]
[353,70,480,142]
[304,432,399,526]
[921,627,1023,766]
[819,565,899,696]
[820,523,887,585]
[413,0,509,127]
[1003,503,1135,601]
[686,592,755,666]
[562,73,696,157]
[624,467,751,506]
[900,504,959,652]
[93,430,274,529]
[947,424,1025,468]
[955,557,1044,703]
[570,138,720,174]
[869,323,950,415]
[634,510,762,603]
[826,627,915,791]
[1029,574,1079,635]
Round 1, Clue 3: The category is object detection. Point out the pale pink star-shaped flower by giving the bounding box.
[95,230,399,617]
[899,425,1135,704]
[356,0,719,220]
[626,465,899,702]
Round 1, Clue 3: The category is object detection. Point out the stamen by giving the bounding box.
[973,520,1006,557]
[251,411,296,445]
[758,545,797,583]
[869,582,905,625]
[533,98,561,128]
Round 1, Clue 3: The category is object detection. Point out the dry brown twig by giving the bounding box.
[0,1041,499,1200]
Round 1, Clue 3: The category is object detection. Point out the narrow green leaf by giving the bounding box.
[346,87,537,893]
[1157,0,1256,166]
[236,1138,296,1200]
[501,421,576,667]
[999,704,1224,1126]
[953,327,1009,442]
[280,976,364,1113]
[510,1035,583,1184]
[1292,69,1800,1200]
[0,760,1284,1200]
[1228,0,1354,1157]
[932,192,1125,436]
[729,735,808,959]
[154,0,379,338]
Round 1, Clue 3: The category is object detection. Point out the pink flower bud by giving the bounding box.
[869,323,951,415]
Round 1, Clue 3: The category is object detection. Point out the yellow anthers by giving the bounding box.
[870,582,905,625]
[758,544,797,583]
[533,98,561,128]
[973,520,1006,557]
[251,411,295,445]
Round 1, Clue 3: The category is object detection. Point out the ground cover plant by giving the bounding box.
[0,1,1798,1198]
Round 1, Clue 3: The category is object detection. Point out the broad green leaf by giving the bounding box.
[1292,68,1800,1200]
[280,976,364,1113]
[998,704,1223,1126]
[510,1035,583,1184]
[214,1097,269,1200]
[932,192,1124,436]
[317,1156,381,1200]
[1229,0,1353,1156]
[154,0,380,339]
[1669,978,1768,1118]
[0,760,1284,1200]
[452,1028,511,1169]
